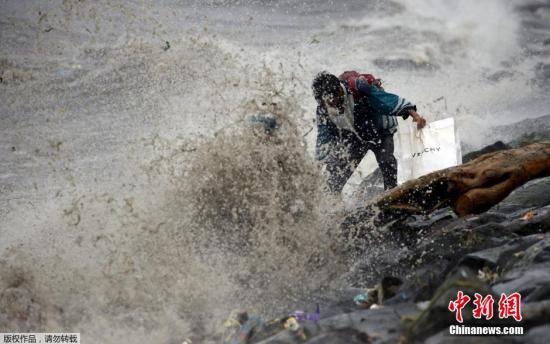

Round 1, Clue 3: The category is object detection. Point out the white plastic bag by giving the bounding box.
[395,117,461,184]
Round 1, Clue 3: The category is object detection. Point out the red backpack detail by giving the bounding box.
[338,71,381,99]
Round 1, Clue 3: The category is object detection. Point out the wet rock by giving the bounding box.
[491,232,550,302]
[524,324,550,344]
[396,261,451,303]
[486,114,550,146]
[353,168,385,202]
[509,131,550,148]
[522,300,550,328]
[492,262,550,302]
[460,234,545,271]
[462,141,510,163]
[257,139,550,343]
[425,329,518,344]
[502,206,550,236]
[511,233,550,266]
[309,303,416,343]
[306,288,365,320]
[256,302,419,344]
[405,209,456,231]
[407,266,495,341]
[492,178,550,215]
[301,330,370,344]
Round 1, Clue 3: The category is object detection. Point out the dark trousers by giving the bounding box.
[325,133,397,193]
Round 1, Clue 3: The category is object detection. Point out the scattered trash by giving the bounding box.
[522,211,534,221]
[477,266,498,284]
[222,311,248,344]
[283,317,300,331]
[44,27,53,32]
[289,304,320,322]
[237,316,263,343]
[398,291,410,301]
[181,339,192,344]
[513,250,525,258]
[354,276,403,309]
[163,41,171,51]
[353,292,371,307]
[283,317,307,341]
[416,300,431,311]
[223,309,311,343]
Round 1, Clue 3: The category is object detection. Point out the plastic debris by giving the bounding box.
[513,250,525,258]
[399,291,410,301]
[163,41,171,51]
[522,211,534,221]
[290,304,320,322]
[354,276,403,308]
[283,316,300,331]
[222,311,250,344]
[353,292,369,306]
[223,310,309,343]
[354,287,378,308]
[477,266,498,283]
[283,316,307,341]
[416,300,431,311]
[237,316,263,343]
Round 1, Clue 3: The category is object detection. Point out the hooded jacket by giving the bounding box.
[315,77,416,160]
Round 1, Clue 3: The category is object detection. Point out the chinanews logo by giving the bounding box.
[448,291,524,336]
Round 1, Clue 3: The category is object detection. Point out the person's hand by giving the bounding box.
[414,115,427,129]
[410,110,427,130]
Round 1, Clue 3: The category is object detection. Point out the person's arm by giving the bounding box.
[355,79,427,129]
[315,105,338,161]
[406,108,427,129]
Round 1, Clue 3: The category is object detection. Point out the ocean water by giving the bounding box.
[1,0,549,342]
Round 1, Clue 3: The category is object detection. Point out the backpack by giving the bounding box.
[338,71,398,133]
[338,71,383,100]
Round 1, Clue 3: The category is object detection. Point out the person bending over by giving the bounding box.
[312,71,426,193]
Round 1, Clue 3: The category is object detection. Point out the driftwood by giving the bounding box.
[373,141,550,216]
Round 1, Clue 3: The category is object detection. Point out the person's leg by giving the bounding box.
[325,135,366,193]
[372,133,398,190]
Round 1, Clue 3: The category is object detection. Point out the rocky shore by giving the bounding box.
[226,175,549,343]
[224,128,550,343]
